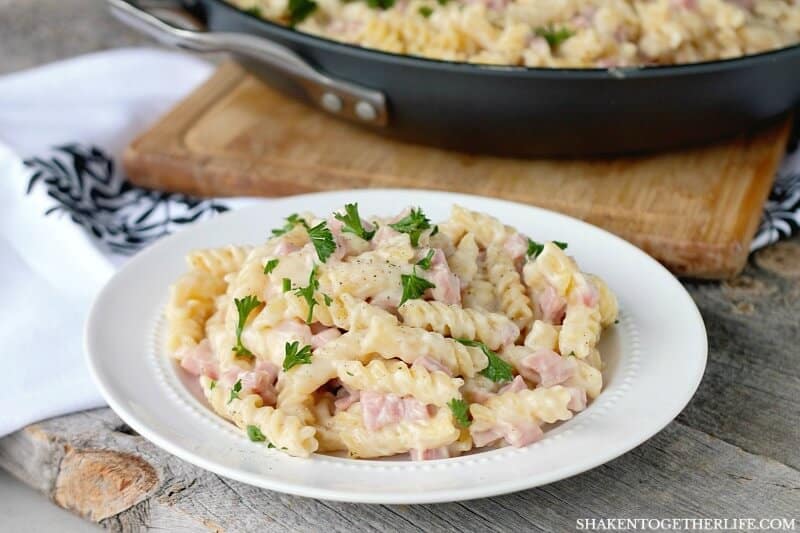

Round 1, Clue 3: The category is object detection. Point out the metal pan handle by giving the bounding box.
[108,0,388,125]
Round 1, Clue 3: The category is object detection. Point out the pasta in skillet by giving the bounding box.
[167,204,618,459]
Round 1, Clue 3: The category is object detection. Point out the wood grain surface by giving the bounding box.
[122,62,791,279]
[2,240,799,532]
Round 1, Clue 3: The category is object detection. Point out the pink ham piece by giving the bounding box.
[670,0,697,8]
[567,387,587,412]
[579,280,600,308]
[273,239,301,257]
[412,356,453,376]
[538,285,567,325]
[503,233,528,263]
[426,249,461,305]
[498,375,528,395]
[272,319,313,347]
[371,224,403,247]
[179,340,219,379]
[409,447,450,461]
[311,327,342,349]
[360,391,430,431]
[471,420,544,448]
[334,388,360,411]
[218,364,279,406]
[471,428,504,448]
[519,349,576,387]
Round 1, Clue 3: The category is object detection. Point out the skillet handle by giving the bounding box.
[107,0,388,126]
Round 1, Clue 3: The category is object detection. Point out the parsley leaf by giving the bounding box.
[244,6,262,16]
[247,425,266,442]
[416,249,435,270]
[366,0,394,8]
[282,278,292,292]
[389,207,431,247]
[271,213,303,237]
[209,380,216,390]
[232,295,262,358]
[305,221,336,263]
[399,268,436,306]
[263,258,279,275]
[283,341,313,371]
[447,398,471,428]
[288,0,317,25]
[294,266,320,323]
[535,25,574,49]
[334,203,375,241]
[527,238,544,259]
[455,339,514,383]
[228,379,242,404]
[418,5,433,16]
[323,293,333,306]
[527,238,567,259]
[436,0,448,5]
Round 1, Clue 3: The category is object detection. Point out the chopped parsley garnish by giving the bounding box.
[455,339,514,383]
[232,295,262,358]
[418,5,433,17]
[535,25,574,49]
[247,425,266,442]
[244,6,262,16]
[228,379,242,404]
[263,258,279,275]
[294,266,320,323]
[366,0,394,8]
[399,268,436,306]
[448,398,471,428]
[436,0,448,5]
[288,0,317,25]
[323,293,333,306]
[305,220,336,263]
[334,203,375,241]
[389,207,431,247]
[271,213,303,237]
[282,278,292,292]
[528,238,568,259]
[430,224,439,236]
[283,341,313,371]
[527,238,544,259]
[416,249,435,270]
[209,380,216,390]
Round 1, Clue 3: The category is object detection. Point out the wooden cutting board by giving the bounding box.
[123,62,791,279]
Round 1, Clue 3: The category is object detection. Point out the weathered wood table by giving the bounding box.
[1,240,798,531]
[1,3,798,530]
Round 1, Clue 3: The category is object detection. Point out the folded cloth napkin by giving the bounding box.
[0,47,798,437]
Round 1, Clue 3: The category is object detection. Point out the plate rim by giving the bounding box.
[84,188,708,504]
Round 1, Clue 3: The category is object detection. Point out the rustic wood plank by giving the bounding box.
[1,407,797,532]
[679,240,800,469]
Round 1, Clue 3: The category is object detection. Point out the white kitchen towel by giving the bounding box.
[0,47,798,437]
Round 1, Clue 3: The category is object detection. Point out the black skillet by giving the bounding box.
[110,0,800,156]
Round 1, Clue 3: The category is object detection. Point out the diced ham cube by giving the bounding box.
[273,239,300,257]
[410,447,450,461]
[272,319,313,347]
[471,428,505,448]
[371,224,403,247]
[504,233,528,263]
[519,349,576,387]
[538,285,566,325]
[498,375,528,395]
[178,340,219,379]
[311,327,342,349]
[426,249,461,305]
[412,356,453,376]
[254,360,280,384]
[567,387,587,412]
[360,391,430,431]
[504,421,544,447]
[239,370,277,406]
[334,388,360,411]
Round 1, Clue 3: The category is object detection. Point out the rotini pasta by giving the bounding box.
[168,203,616,459]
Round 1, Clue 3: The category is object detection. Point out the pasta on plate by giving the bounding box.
[166,204,618,459]
[230,0,799,68]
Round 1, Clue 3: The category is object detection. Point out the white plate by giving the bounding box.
[85,189,707,504]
